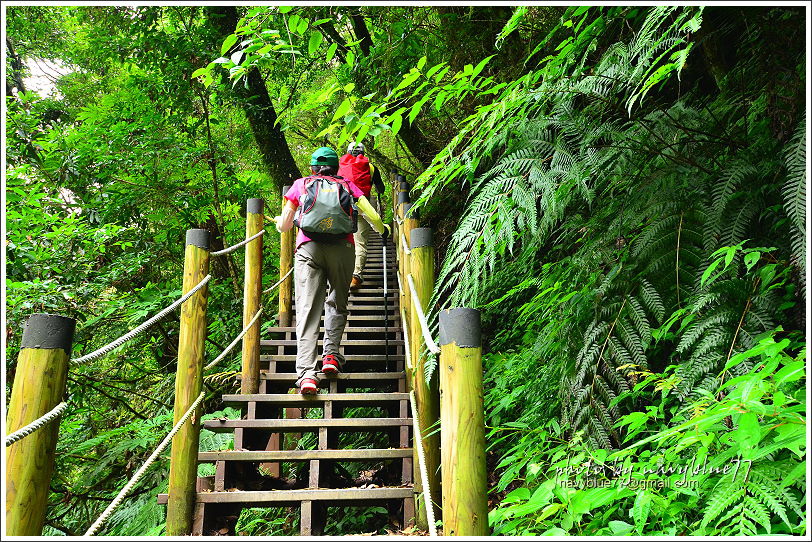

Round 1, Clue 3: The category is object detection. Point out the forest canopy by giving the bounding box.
[4,3,807,536]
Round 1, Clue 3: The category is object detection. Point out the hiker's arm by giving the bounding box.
[274,200,297,233]
[356,196,389,236]
[371,165,385,194]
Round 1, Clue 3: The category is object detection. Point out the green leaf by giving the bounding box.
[326,42,338,62]
[308,31,323,55]
[389,113,403,135]
[471,55,495,78]
[733,412,761,452]
[416,55,427,71]
[278,6,293,14]
[220,34,238,55]
[191,66,210,79]
[632,492,652,534]
[332,99,352,121]
[700,257,724,287]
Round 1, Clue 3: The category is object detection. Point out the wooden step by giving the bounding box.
[158,487,413,505]
[223,393,410,406]
[264,327,399,334]
[260,354,403,362]
[258,371,405,382]
[292,304,396,311]
[260,339,403,347]
[198,448,411,462]
[203,417,411,433]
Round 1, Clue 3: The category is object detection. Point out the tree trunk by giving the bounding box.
[206,6,301,190]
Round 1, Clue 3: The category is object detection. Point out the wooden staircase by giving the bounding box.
[159,238,414,535]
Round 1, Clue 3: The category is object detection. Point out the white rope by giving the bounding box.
[400,305,412,371]
[409,390,438,537]
[84,391,206,536]
[204,308,263,371]
[262,267,294,295]
[210,230,266,256]
[5,401,68,446]
[400,232,411,255]
[406,274,440,355]
[74,275,212,363]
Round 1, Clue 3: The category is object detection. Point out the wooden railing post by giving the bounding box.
[166,229,210,536]
[439,308,489,536]
[5,313,75,536]
[409,228,442,530]
[241,198,264,395]
[278,186,294,328]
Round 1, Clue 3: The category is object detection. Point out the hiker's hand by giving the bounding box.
[381,224,391,241]
[274,215,284,233]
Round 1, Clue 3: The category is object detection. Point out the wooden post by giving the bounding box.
[398,200,414,365]
[5,314,75,536]
[167,229,210,536]
[409,228,442,530]
[439,308,488,536]
[278,186,294,328]
[241,198,264,395]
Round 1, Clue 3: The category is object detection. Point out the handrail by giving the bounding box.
[74,275,212,363]
[204,308,263,371]
[406,274,440,355]
[84,391,206,536]
[210,230,265,256]
[400,232,411,255]
[5,401,68,446]
[409,390,438,537]
[262,267,293,295]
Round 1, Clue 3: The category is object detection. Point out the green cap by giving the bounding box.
[310,147,339,167]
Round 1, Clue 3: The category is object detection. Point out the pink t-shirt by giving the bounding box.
[284,175,364,249]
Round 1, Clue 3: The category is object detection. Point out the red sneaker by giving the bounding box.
[322,354,340,376]
[299,378,318,395]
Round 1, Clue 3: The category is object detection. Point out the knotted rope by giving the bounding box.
[74,275,212,363]
[210,230,265,256]
[204,308,263,371]
[262,267,294,295]
[5,401,69,446]
[84,391,205,536]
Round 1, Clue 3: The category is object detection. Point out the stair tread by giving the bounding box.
[157,487,413,504]
[203,417,412,432]
[260,354,403,361]
[260,339,403,347]
[198,448,412,461]
[223,393,409,403]
[258,371,404,380]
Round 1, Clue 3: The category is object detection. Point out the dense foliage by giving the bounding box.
[4,4,806,536]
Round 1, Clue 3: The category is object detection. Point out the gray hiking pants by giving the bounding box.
[353,212,373,278]
[294,240,355,387]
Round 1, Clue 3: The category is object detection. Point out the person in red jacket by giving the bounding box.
[338,142,386,290]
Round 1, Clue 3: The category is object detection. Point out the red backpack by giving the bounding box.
[338,154,372,196]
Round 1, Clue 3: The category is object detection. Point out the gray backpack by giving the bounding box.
[294,176,358,242]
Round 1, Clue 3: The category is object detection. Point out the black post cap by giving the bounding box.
[247,198,264,214]
[410,228,433,249]
[21,313,76,352]
[186,229,210,250]
[397,192,411,204]
[439,307,481,348]
[404,203,420,220]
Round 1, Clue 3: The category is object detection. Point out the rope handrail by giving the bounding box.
[263,267,293,295]
[74,275,212,364]
[5,401,69,447]
[400,305,412,371]
[409,390,438,537]
[210,230,265,256]
[406,274,441,355]
[400,232,411,255]
[84,391,205,536]
[204,308,263,371]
